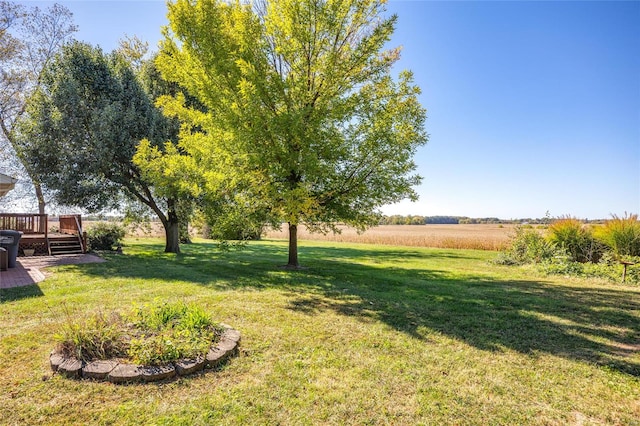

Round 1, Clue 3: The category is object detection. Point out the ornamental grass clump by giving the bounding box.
[595,213,640,258]
[54,302,223,365]
[54,308,128,361]
[546,217,602,263]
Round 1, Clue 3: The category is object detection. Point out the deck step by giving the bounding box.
[49,238,84,255]
[50,250,84,255]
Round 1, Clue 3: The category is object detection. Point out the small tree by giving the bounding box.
[156,0,428,267]
[87,222,126,251]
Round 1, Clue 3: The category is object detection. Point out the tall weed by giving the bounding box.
[127,301,221,365]
[53,306,127,361]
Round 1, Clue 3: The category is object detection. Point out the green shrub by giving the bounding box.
[194,202,268,241]
[87,222,126,251]
[595,213,640,257]
[494,226,557,265]
[547,217,602,263]
[530,251,640,284]
[539,253,585,276]
[127,301,222,365]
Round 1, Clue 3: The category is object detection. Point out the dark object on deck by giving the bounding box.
[0,247,7,271]
[0,230,23,268]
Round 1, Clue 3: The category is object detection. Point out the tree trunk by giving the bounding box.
[287,222,299,268]
[126,184,182,254]
[21,164,46,215]
[164,199,181,253]
[34,181,45,215]
[164,218,181,254]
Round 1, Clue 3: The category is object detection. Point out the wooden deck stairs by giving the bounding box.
[48,234,84,255]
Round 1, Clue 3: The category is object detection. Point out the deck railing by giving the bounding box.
[0,213,48,236]
[59,214,82,235]
[59,214,86,253]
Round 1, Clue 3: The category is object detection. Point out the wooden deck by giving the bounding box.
[0,214,86,256]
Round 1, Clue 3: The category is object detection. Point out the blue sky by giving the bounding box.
[20,0,640,220]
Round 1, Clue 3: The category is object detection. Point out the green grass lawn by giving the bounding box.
[1,238,639,425]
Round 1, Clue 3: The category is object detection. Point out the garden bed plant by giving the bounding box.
[54,301,225,366]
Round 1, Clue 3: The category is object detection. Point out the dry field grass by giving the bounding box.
[264,224,516,251]
[81,221,517,251]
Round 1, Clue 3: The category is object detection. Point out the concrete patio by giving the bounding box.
[0,254,105,289]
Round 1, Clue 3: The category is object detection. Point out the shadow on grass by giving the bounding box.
[0,284,44,303]
[79,240,640,377]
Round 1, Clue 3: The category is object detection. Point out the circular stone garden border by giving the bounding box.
[49,325,240,384]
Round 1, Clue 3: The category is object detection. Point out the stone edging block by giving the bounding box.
[84,360,119,380]
[50,326,240,384]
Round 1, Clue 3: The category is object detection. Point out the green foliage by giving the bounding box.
[87,222,126,251]
[53,301,222,366]
[18,42,163,210]
[127,301,221,365]
[17,41,186,253]
[595,213,640,257]
[494,226,557,265]
[496,214,640,284]
[132,301,212,331]
[215,239,248,253]
[538,253,585,276]
[201,210,264,241]
[208,220,261,241]
[539,252,640,284]
[546,217,602,263]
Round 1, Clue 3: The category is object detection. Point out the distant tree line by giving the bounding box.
[380,215,552,225]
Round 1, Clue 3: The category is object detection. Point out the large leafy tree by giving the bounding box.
[0,1,76,213]
[157,0,427,267]
[17,41,185,253]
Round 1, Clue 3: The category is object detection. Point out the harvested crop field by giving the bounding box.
[263,224,519,251]
[85,221,520,251]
